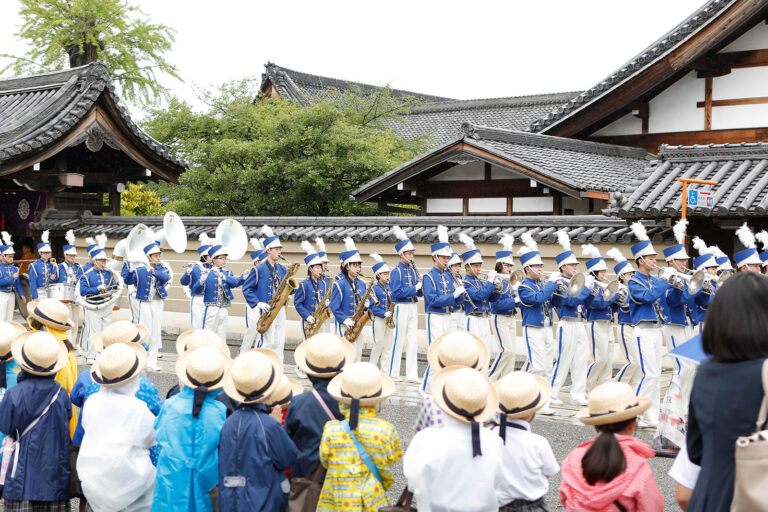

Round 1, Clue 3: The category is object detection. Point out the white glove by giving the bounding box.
[415,282,422,292]
[343,318,355,328]
[547,272,561,283]
[256,302,270,313]
[487,270,498,283]
[661,267,676,281]
[364,299,371,309]
[384,311,392,319]
[453,285,466,298]
[306,315,315,324]
[98,285,107,292]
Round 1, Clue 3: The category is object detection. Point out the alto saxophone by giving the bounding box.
[344,278,377,343]
[385,288,396,329]
[303,280,334,338]
[257,259,300,334]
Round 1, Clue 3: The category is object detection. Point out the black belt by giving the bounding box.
[469,312,489,318]
[394,298,418,304]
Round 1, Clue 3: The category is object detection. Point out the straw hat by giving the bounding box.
[294,333,355,378]
[175,329,231,359]
[176,346,228,391]
[222,349,283,404]
[431,366,498,424]
[495,372,552,419]
[91,342,146,387]
[327,362,395,406]
[0,321,27,361]
[575,382,651,426]
[264,374,304,408]
[28,299,73,330]
[427,331,489,372]
[11,331,69,376]
[92,321,148,354]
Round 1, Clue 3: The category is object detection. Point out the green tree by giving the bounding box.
[143,79,428,216]
[1,0,179,104]
[120,182,164,216]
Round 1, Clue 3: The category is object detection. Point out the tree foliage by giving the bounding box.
[143,79,428,216]
[1,0,179,104]
[120,182,164,216]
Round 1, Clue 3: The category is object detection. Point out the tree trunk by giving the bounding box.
[67,43,99,67]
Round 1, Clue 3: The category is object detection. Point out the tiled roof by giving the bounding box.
[0,62,187,168]
[608,142,768,218]
[529,0,737,133]
[29,210,676,244]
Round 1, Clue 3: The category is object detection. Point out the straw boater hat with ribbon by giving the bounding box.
[175,329,231,359]
[264,374,303,409]
[427,331,489,372]
[0,322,26,388]
[11,330,69,376]
[575,382,651,426]
[91,342,147,388]
[176,346,230,418]
[294,333,355,378]
[431,366,498,457]
[495,372,552,442]
[92,321,148,354]
[222,349,282,404]
[28,299,73,331]
[327,362,395,429]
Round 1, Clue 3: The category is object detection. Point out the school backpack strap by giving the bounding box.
[340,419,383,486]
[311,389,337,421]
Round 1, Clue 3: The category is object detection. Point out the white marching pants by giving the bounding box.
[127,290,139,323]
[635,323,664,423]
[201,304,229,343]
[336,321,364,362]
[81,307,113,359]
[489,314,517,380]
[390,303,419,380]
[550,320,588,400]
[663,324,695,411]
[0,291,15,322]
[523,323,555,380]
[300,314,334,341]
[420,313,453,393]
[242,304,260,354]
[615,324,642,388]
[137,298,163,369]
[252,307,286,361]
[451,311,466,332]
[587,320,613,390]
[190,296,205,329]
[370,317,395,371]
[467,315,494,375]
[66,304,82,349]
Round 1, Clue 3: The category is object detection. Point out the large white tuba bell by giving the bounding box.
[107,238,129,271]
[154,211,187,253]
[215,218,248,261]
[126,224,156,265]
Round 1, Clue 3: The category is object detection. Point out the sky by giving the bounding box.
[0,0,706,115]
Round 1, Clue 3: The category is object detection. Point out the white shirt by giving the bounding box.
[668,443,700,490]
[404,414,502,512]
[77,377,156,512]
[493,418,559,504]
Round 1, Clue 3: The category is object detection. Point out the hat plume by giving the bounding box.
[260,225,275,238]
[370,252,384,263]
[1,231,11,245]
[555,230,571,252]
[710,245,726,259]
[65,229,75,245]
[300,240,315,256]
[673,219,688,244]
[606,247,627,263]
[437,225,449,244]
[199,233,211,245]
[691,236,710,256]
[458,233,476,251]
[499,233,514,252]
[581,244,601,259]
[521,232,538,252]
[41,230,49,244]
[630,221,649,242]
[736,223,756,249]
[391,225,408,242]
[85,237,96,246]
[96,233,107,249]
[314,237,326,253]
[756,231,768,251]
[344,237,357,252]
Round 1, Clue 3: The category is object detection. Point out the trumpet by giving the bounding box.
[509,269,525,288]
[590,278,621,302]
[546,271,586,298]
[651,264,706,294]
[702,271,731,294]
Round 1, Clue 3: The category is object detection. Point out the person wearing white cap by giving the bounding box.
[55,229,84,345]
[0,232,24,322]
[78,243,117,362]
[330,237,370,362]
[447,252,465,331]
[607,248,642,389]
[315,237,333,331]
[180,233,214,329]
[28,230,59,301]
[191,243,245,343]
[294,240,332,340]
[734,223,763,272]
[122,242,172,371]
[488,234,518,381]
[627,221,672,427]
[690,237,720,332]
[242,225,290,359]
[388,226,423,383]
[368,252,394,371]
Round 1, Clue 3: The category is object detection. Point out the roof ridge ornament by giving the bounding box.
[460,122,476,138]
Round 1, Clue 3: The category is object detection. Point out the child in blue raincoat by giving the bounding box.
[153,346,228,512]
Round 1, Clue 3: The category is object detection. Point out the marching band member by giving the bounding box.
[420,226,463,391]
[57,230,84,347]
[583,244,620,391]
[389,226,423,383]
[28,230,58,300]
[516,233,558,415]
[448,252,465,331]
[712,246,734,276]
[690,237,719,333]
[734,223,762,272]
[368,252,394,370]
[488,234,518,380]
[122,242,171,371]
[330,237,369,362]
[628,221,672,428]
[242,225,290,359]
[314,237,333,334]
[294,240,329,340]
[607,248,641,389]
[78,244,117,362]
[459,232,498,375]
[548,232,590,407]
[192,243,245,342]
[180,233,212,329]
[0,233,24,321]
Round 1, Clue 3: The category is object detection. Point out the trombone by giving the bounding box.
[649,264,706,294]
[529,267,586,298]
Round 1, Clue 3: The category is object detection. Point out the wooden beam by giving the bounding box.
[484,162,492,180]
[583,190,610,200]
[705,76,713,130]
[693,48,768,75]
[696,96,768,108]
[590,126,768,153]
[109,188,121,216]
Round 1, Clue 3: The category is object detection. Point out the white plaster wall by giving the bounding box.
[713,66,768,99]
[648,71,704,133]
[512,196,553,213]
[429,160,484,181]
[720,22,768,52]
[591,112,643,136]
[468,197,506,213]
[712,103,768,130]
[562,196,590,215]
[426,198,462,213]
[490,165,526,180]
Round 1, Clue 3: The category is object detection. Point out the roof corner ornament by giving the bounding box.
[460,122,476,138]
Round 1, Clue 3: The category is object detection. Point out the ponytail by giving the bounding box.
[581,418,633,485]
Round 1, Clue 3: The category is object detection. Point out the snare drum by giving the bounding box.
[48,283,73,303]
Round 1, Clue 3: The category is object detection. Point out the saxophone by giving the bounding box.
[303,280,334,338]
[343,278,377,343]
[385,284,396,329]
[257,259,300,334]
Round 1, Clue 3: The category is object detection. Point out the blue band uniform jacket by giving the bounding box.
[181,263,211,298]
[423,267,462,314]
[628,273,671,325]
[461,274,496,315]
[0,262,23,295]
[29,258,58,299]
[490,280,517,316]
[389,262,423,304]
[121,263,171,301]
[295,276,329,321]
[518,278,559,327]
[192,268,245,307]
[78,267,118,297]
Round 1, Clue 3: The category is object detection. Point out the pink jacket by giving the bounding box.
[559,435,664,512]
